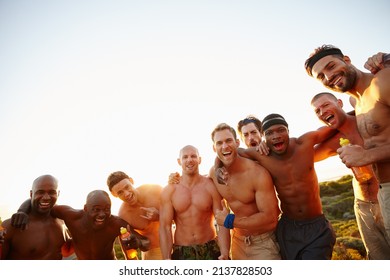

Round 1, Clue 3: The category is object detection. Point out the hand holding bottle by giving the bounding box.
[119,226,139,260]
[338,138,375,182]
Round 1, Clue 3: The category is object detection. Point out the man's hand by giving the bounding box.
[364,52,388,74]
[337,144,371,167]
[168,172,180,184]
[216,167,229,185]
[256,140,270,155]
[215,199,230,227]
[218,254,230,260]
[11,212,29,230]
[140,207,159,221]
[127,225,151,251]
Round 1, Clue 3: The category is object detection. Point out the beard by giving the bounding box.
[327,65,357,93]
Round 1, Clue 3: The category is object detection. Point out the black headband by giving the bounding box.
[305,48,344,76]
[262,116,288,132]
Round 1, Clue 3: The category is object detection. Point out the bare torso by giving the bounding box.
[171,176,217,245]
[118,185,162,250]
[355,74,390,183]
[53,206,128,260]
[2,214,66,260]
[214,157,279,236]
[316,127,379,202]
[254,138,323,220]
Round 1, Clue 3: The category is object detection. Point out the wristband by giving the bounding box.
[223,213,235,229]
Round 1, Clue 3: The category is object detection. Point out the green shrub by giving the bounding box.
[319,175,367,259]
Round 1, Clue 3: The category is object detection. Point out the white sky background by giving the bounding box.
[0,0,389,219]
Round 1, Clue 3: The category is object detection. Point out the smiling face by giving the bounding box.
[213,128,240,167]
[312,94,346,129]
[263,124,289,155]
[30,175,59,215]
[178,145,201,176]
[110,178,138,206]
[311,55,357,93]
[84,191,112,229]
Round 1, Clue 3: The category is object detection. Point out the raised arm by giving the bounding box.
[364,52,390,74]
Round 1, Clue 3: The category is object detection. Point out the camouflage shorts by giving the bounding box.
[171,239,220,260]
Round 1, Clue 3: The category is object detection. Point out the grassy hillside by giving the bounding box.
[320,175,366,260]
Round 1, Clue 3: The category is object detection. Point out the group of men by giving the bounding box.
[1,46,389,260]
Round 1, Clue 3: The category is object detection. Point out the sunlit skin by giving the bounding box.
[211,129,280,237]
[239,124,336,220]
[310,91,390,259]
[213,129,240,168]
[263,125,290,155]
[50,190,149,260]
[1,175,69,260]
[110,178,162,259]
[311,94,379,202]
[159,145,230,260]
[311,54,390,184]
[312,55,357,93]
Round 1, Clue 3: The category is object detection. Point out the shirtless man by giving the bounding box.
[159,145,230,260]
[305,46,390,239]
[312,92,390,259]
[231,114,337,259]
[12,189,149,260]
[54,190,150,259]
[237,115,263,147]
[210,124,281,260]
[107,171,163,260]
[0,175,72,259]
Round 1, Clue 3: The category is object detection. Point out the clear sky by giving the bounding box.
[0,0,389,220]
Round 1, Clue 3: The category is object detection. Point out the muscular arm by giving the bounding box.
[159,185,175,259]
[314,132,342,162]
[299,125,337,146]
[232,167,279,233]
[50,205,80,220]
[376,68,390,106]
[338,143,390,167]
[209,181,230,260]
[237,147,263,162]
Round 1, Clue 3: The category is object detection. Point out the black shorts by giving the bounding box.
[276,214,336,260]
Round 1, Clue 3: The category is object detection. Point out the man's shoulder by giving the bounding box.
[199,175,217,189]
[372,68,390,89]
[160,184,175,196]
[1,217,12,228]
[375,67,390,77]
[138,184,163,196]
[138,184,163,191]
